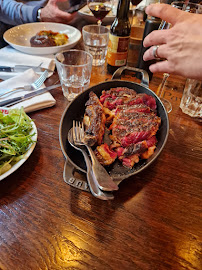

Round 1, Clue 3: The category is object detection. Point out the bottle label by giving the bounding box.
[107,34,130,66]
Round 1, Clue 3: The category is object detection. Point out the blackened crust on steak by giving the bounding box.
[83,92,106,146]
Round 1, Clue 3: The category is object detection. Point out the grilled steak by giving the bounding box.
[83,88,161,168]
[100,87,137,110]
[110,104,161,148]
[100,87,157,112]
[83,92,106,146]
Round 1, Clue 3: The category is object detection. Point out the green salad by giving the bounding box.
[0,107,36,176]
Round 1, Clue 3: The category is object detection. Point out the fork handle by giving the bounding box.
[86,146,119,192]
[82,150,114,200]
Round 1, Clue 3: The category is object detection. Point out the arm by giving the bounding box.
[143,3,202,80]
[0,0,76,26]
[0,0,41,25]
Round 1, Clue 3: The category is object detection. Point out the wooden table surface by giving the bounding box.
[0,19,201,270]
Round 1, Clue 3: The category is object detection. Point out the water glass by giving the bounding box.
[55,50,93,101]
[82,25,109,66]
[180,79,202,120]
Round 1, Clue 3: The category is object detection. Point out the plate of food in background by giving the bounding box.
[3,22,81,55]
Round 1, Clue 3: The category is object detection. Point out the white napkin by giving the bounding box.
[0,69,56,113]
[0,46,55,80]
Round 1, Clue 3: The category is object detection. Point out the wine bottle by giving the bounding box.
[107,0,131,74]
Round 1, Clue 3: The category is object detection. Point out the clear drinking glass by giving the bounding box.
[180,78,202,120]
[55,50,93,102]
[82,25,109,66]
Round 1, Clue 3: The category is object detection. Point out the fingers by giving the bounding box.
[41,4,77,23]
[143,44,167,61]
[143,29,169,48]
[148,60,172,74]
[145,3,183,26]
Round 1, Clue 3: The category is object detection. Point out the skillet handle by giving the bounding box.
[111,66,149,88]
[63,159,90,192]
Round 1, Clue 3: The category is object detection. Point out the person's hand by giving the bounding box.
[40,0,76,24]
[143,3,202,80]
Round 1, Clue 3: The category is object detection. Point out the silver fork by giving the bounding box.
[73,120,119,192]
[0,69,49,98]
[68,128,114,200]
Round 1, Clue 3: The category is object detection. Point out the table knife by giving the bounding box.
[0,65,52,73]
[0,84,61,107]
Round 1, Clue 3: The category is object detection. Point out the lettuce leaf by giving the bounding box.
[0,107,36,175]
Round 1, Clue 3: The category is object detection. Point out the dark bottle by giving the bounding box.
[107,0,131,74]
[137,16,161,80]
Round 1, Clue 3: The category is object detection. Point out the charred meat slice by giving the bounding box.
[115,136,157,168]
[100,87,137,110]
[126,93,157,111]
[110,105,161,147]
[83,92,106,146]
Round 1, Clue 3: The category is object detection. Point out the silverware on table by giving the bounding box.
[0,70,49,98]
[73,120,119,192]
[68,128,114,200]
[0,83,61,107]
[0,64,52,73]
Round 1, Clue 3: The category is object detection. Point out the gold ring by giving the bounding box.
[153,45,160,59]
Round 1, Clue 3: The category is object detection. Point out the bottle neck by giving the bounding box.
[116,0,130,20]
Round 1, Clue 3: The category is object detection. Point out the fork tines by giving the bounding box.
[73,120,85,144]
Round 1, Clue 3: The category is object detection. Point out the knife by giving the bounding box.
[0,84,61,107]
[0,65,52,73]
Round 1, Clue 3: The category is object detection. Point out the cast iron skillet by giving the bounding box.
[59,67,169,183]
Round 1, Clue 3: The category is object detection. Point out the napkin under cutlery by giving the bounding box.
[0,69,56,113]
[0,46,55,80]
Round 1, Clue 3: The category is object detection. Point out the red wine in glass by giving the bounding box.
[88,1,112,26]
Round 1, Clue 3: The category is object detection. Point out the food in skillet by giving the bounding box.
[30,30,68,47]
[83,92,106,146]
[83,87,161,169]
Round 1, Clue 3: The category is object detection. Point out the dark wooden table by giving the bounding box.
[0,19,201,270]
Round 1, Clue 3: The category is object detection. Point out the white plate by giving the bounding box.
[3,22,81,55]
[0,113,37,181]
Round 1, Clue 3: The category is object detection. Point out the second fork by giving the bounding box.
[0,69,49,98]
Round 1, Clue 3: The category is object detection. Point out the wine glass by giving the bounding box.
[87,0,113,26]
[157,1,201,113]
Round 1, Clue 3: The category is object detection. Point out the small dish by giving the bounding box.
[3,22,81,55]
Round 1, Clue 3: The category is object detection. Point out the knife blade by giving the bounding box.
[0,84,61,107]
[0,65,52,73]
